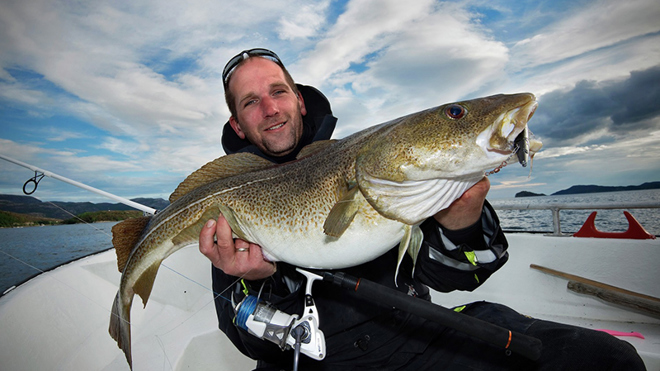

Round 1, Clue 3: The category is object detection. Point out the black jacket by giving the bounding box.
[213,85,509,369]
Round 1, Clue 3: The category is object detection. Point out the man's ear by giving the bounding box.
[229,116,246,139]
[298,92,307,117]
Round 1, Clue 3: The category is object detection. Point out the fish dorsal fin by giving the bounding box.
[323,184,360,237]
[170,153,274,203]
[296,140,336,159]
[112,216,151,273]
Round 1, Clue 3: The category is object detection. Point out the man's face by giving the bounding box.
[228,57,306,157]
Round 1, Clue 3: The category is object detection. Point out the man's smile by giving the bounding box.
[266,121,286,131]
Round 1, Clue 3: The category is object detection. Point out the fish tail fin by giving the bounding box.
[109,291,133,369]
[112,216,152,273]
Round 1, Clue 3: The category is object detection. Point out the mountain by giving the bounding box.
[551,181,660,195]
[0,194,169,220]
[515,191,546,197]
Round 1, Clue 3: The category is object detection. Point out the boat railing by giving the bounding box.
[492,200,660,236]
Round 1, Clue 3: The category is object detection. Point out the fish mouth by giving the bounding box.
[489,98,542,167]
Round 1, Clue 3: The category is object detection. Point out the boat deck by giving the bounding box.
[0,234,658,370]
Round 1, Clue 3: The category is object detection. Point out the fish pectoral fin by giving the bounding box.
[323,186,360,237]
[112,216,152,273]
[217,204,251,242]
[169,153,274,203]
[394,224,423,285]
[172,205,222,247]
[134,262,161,308]
[296,139,337,159]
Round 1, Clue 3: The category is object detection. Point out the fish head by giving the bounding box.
[356,93,542,224]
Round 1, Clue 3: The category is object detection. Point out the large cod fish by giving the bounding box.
[109,93,541,368]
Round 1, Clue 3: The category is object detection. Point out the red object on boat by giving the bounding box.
[573,211,656,239]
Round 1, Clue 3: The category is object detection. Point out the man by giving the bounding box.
[200,48,645,370]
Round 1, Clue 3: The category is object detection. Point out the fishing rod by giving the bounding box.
[323,271,543,361]
[0,153,157,215]
[236,268,542,369]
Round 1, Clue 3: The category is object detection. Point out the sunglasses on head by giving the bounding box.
[222,48,283,86]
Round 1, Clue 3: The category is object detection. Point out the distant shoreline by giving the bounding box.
[0,209,143,228]
[515,181,660,198]
[0,194,167,227]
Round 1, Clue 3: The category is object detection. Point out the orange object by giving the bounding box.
[573,211,656,239]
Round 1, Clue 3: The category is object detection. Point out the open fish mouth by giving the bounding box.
[497,98,541,164]
[483,96,542,175]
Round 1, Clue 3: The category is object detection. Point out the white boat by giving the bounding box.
[0,226,658,370]
[1,155,658,369]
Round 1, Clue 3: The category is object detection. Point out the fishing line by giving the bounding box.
[3,193,271,362]
[45,201,114,236]
[46,201,229,301]
[0,246,117,317]
[154,335,175,371]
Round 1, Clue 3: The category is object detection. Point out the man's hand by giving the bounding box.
[199,214,277,281]
[433,177,490,230]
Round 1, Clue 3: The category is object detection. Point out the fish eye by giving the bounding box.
[445,104,466,120]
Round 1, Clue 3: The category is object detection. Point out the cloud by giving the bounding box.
[531,65,660,146]
[1,0,659,202]
[277,1,330,40]
[290,0,509,135]
[511,0,660,69]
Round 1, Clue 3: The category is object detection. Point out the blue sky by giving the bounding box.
[1,0,659,203]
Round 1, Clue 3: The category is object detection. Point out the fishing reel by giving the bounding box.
[234,269,326,368]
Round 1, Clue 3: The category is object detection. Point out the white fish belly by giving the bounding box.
[258,217,406,269]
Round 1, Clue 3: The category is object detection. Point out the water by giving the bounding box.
[0,221,117,294]
[491,189,660,235]
[1,190,658,294]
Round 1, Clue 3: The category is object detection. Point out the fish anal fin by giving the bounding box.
[323,185,360,237]
[112,216,151,273]
[394,224,423,285]
[296,139,336,159]
[172,205,221,247]
[134,262,161,308]
[170,153,274,203]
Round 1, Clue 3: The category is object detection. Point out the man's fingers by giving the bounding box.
[199,219,217,257]
[214,214,234,247]
[197,213,277,280]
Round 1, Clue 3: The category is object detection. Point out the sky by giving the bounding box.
[0,0,659,204]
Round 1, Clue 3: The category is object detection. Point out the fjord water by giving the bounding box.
[491,189,660,235]
[0,221,117,294]
[1,189,658,294]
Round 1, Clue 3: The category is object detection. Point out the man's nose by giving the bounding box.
[261,96,279,117]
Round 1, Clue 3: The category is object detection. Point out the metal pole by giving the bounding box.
[551,207,561,236]
[0,153,157,215]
